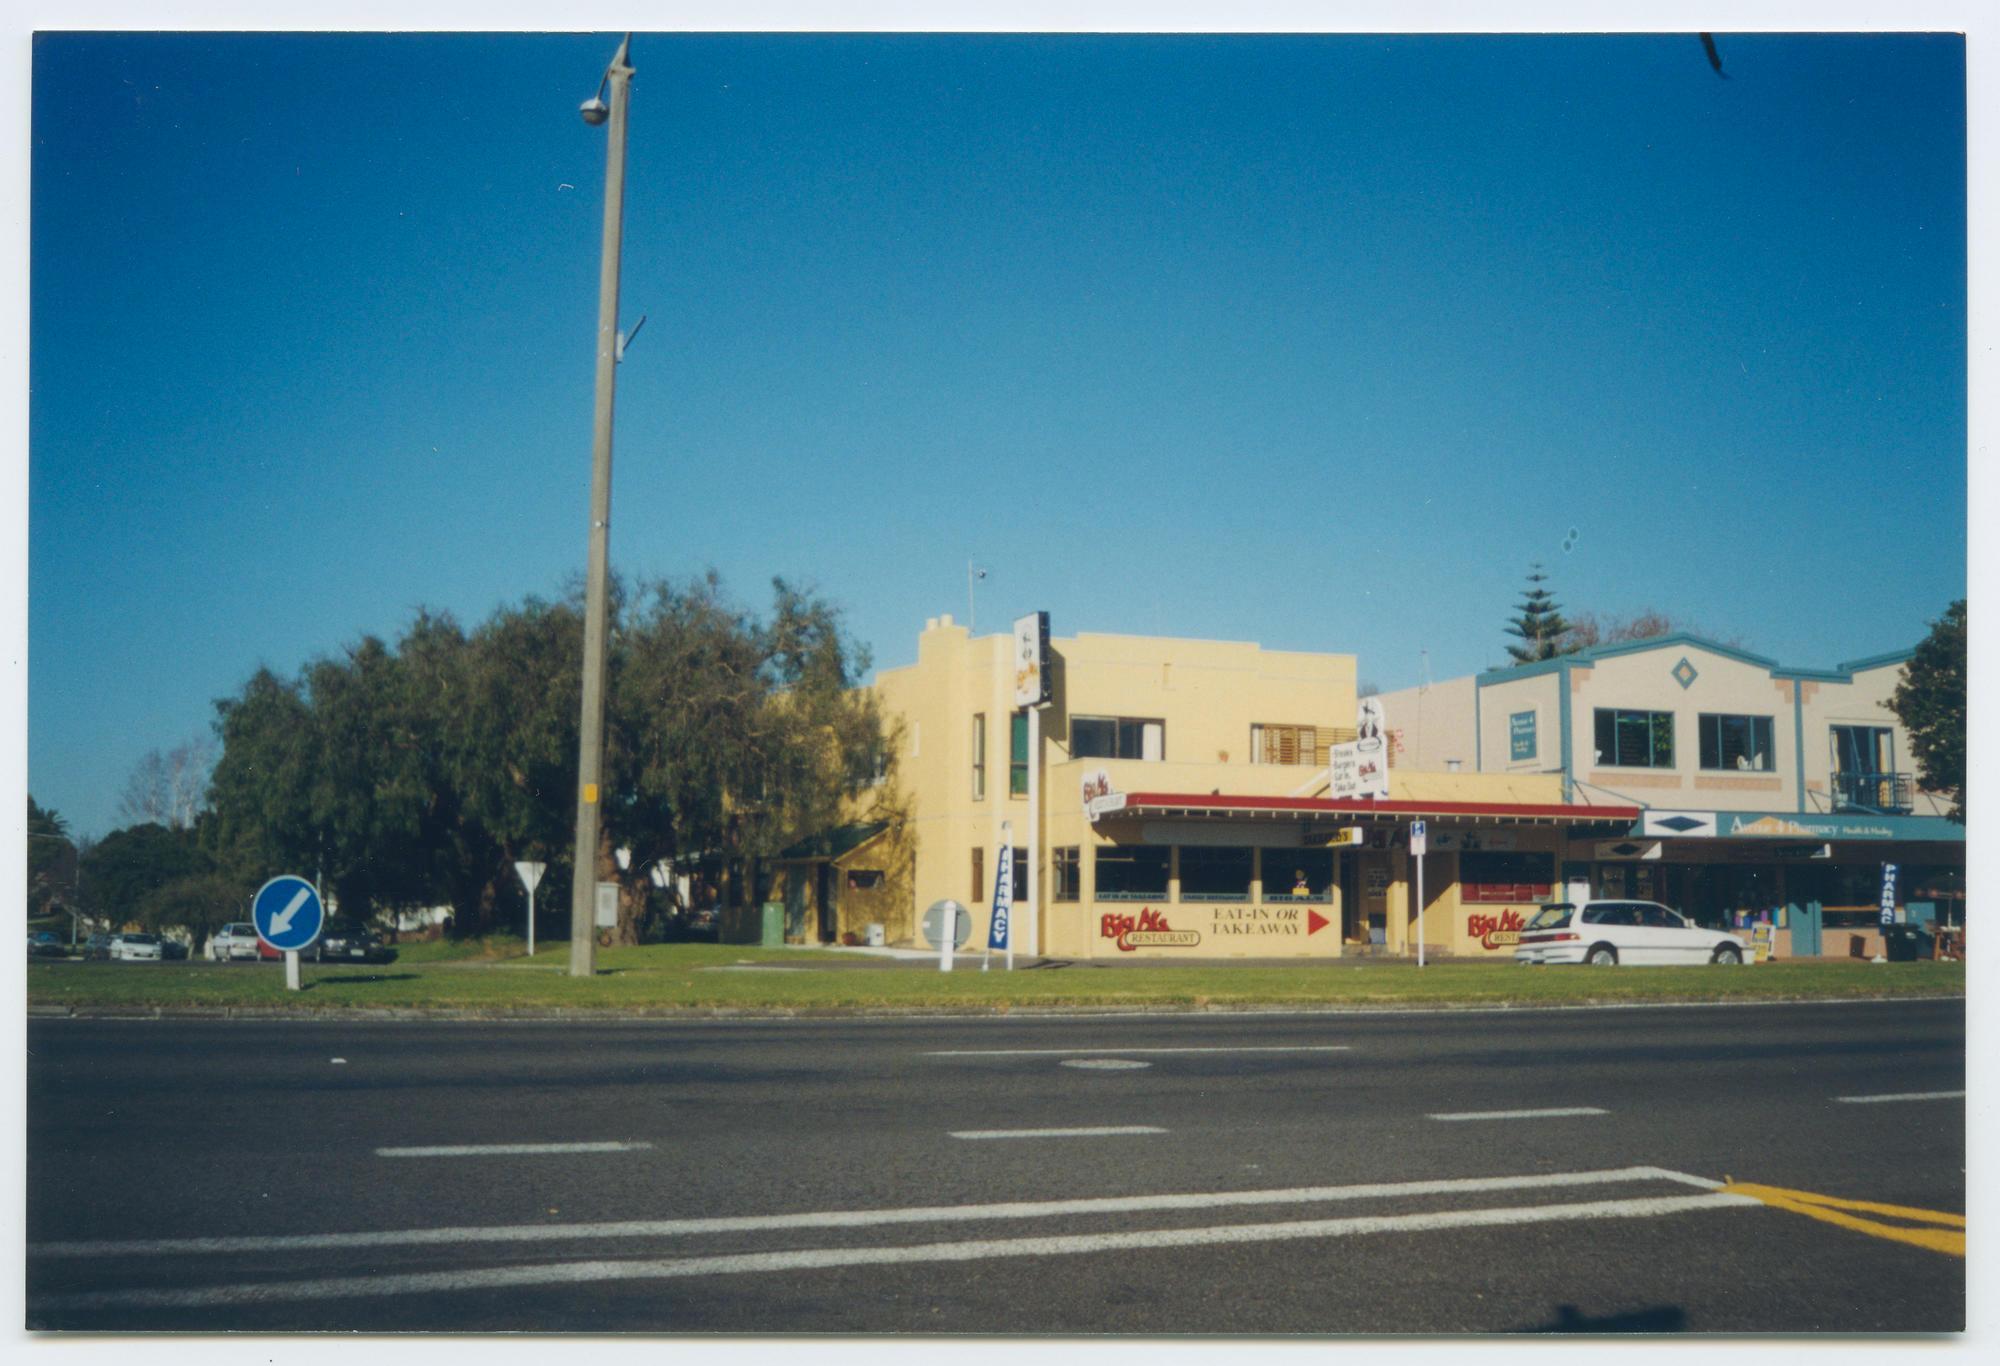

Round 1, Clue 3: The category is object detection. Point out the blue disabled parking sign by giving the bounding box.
[253,874,326,953]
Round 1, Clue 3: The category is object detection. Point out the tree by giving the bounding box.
[27,797,76,920]
[1563,610,1746,652]
[1889,599,1965,823]
[141,871,249,952]
[116,736,217,830]
[79,822,207,926]
[1503,564,1573,663]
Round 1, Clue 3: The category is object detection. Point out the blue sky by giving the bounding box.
[25,27,1969,838]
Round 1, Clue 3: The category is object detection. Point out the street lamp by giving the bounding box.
[568,34,636,979]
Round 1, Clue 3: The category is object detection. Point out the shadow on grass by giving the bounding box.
[305,973,423,989]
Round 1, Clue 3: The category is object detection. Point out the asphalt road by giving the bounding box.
[25,999,1966,1334]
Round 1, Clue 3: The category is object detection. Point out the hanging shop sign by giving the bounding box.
[1332,697,1391,800]
[1593,840,1662,861]
[1012,611,1052,708]
[1082,767,1126,822]
[1641,810,1718,838]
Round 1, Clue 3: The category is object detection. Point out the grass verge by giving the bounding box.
[25,945,1965,1015]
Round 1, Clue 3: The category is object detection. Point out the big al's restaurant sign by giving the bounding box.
[1466,909,1526,951]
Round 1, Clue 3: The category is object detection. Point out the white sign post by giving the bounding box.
[1411,820,1428,969]
[515,861,547,958]
[1014,612,1050,960]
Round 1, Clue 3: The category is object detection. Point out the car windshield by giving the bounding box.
[125,934,159,944]
[1524,904,1573,930]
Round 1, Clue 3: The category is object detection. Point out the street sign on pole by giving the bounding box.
[252,874,325,993]
[1411,822,1427,969]
[515,861,547,958]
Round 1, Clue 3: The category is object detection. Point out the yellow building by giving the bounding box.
[780,616,1641,960]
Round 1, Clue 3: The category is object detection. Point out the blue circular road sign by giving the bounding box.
[253,875,326,952]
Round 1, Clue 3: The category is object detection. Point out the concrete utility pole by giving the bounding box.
[568,34,636,979]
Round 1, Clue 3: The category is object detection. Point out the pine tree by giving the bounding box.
[1504,564,1573,664]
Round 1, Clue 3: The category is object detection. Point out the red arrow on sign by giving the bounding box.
[1307,909,1330,936]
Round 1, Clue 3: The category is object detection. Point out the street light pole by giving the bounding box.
[568,34,636,979]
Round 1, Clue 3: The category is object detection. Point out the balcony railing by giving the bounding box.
[1829,771,1914,815]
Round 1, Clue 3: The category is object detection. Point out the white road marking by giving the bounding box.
[928,1056,1352,1064]
[374,1142,654,1158]
[32,1165,1717,1259]
[33,1191,1758,1311]
[1833,1090,1965,1105]
[1060,1059,1151,1070]
[1428,1107,1608,1122]
[949,1126,1165,1140]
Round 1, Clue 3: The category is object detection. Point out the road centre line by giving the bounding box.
[924,1056,1360,1064]
[1832,1091,1965,1104]
[950,1126,1166,1140]
[1428,1107,1608,1122]
[374,1142,653,1158]
[31,1166,1719,1260]
[32,1191,1758,1313]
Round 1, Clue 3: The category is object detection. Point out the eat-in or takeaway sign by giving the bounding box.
[253,874,326,952]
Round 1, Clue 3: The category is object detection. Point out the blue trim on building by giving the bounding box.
[1792,680,1807,815]
[1558,658,1574,802]
[1477,633,1916,690]
[1621,810,1964,843]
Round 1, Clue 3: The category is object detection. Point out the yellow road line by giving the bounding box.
[1723,1181,1965,1258]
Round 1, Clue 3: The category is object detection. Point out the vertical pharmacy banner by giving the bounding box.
[1879,862,1899,926]
[989,829,1014,951]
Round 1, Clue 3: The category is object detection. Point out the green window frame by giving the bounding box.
[1593,708,1675,769]
[1010,710,1029,797]
[1699,714,1774,772]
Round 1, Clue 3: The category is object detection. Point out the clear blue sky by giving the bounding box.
[28,29,1968,839]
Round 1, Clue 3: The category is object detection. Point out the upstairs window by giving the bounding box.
[971,713,987,800]
[1010,711,1029,796]
[1593,709,1675,769]
[1699,714,1774,772]
[1073,716,1164,761]
[1252,724,1347,766]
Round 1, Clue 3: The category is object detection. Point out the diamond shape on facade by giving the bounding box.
[1654,815,1708,833]
[1672,657,1699,690]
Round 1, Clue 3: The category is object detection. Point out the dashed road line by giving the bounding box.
[1832,1090,1964,1105]
[1428,1107,1608,1122]
[374,1142,654,1158]
[928,1056,1352,1064]
[949,1125,1165,1140]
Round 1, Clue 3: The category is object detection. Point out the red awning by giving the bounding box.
[1112,792,1641,825]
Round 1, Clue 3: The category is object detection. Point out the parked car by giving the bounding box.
[308,919,396,965]
[28,931,66,958]
[83,932,116,961]
[107,932,166,963]
[209,923,262,963]
[160,937,190,961]
[1515,901,1746,967]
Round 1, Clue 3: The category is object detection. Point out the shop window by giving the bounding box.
[971,713,986,800]
[845,869,883,891]
[1593,709,1675,769]
[1053,847,1080,902]
[1830,725,1894,775]
[1252,724,1346,766]
[1269,849,1335,902]
[1010,712,1029,796]
[1074,716,1164,761]
[1461,851,1555,904]
[1178,846,1254,902]
[1006,847,1031,904]
[1699,714,1774,771]
[1094,846,1169,901]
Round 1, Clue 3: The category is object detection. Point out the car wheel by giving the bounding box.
[1585,944,1618,966]
[1711,944,1743,966]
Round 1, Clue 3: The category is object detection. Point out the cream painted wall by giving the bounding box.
[1476,672,1562,775]
[1376,676,1477,774]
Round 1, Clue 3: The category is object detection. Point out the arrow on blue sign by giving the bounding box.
[253,874,326,952]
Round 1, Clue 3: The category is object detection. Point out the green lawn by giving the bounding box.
[24,944,1965,1015]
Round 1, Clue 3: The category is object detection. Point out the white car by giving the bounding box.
[209,923,263,962]
[107,932,165,963]
[1514,900,1746,967]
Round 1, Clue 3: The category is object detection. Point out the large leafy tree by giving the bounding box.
[79,822,207,926]
[1889,599,1966,823]
[1503,564,1574,664]
[27,797,76,920]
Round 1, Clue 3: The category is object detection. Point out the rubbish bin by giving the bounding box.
[760,902,785,948]
[1883,924,1930,963]
[865,923,885,948]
